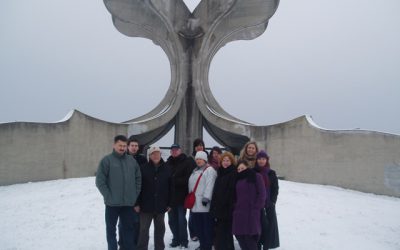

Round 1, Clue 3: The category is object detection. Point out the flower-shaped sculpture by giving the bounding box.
[104,0,279,152]
[103,0,280,154]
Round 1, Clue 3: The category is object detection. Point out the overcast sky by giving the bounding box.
[1,0,399,142]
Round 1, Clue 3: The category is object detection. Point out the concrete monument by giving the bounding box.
[102,0,280,154]
[0,0,399,197]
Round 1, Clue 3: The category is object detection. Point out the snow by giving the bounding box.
[0,110,75,124]
[0,177,399,250]
[305,115,400,136]
[55,109,75,123]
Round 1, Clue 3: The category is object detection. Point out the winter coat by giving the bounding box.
[261,205,280,249]
[130,153,148,167]
[136,159,172,213]
[254,166,279,208]
[254,165,280,248]
[210,165,237,220]
[268,169,279,206]
[96,150,142,206]
[232,169,266,236]
[166,153,196,207]
[188,165,217,213]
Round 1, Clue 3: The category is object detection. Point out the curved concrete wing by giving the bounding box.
[103,0,192,142]
[192,0,279,148]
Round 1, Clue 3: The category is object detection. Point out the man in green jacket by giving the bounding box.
[96,135,142,250]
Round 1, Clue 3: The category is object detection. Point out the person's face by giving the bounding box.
[170,148,181,158]
[246,144,257,156]
[237,163,247,173]
[150,151,161,165]
[128,142,139,154]
[212,150,221,161]
[195,158,206,167]
[195,144,204,152]
[221,156,231,168]
[113,140,127,155]
[257,157,268,167]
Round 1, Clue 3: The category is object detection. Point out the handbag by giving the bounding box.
[183,192,196,209]
[184,167,208,209]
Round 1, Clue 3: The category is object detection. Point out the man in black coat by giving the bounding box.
[118,137,148,248]
[135,146,172,250]
[166,144,196,248]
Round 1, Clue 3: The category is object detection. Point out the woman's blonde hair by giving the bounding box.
[239,141,259,160]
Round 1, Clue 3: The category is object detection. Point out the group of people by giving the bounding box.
[96,136,280,250]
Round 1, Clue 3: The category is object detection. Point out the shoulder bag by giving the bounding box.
[184,167,208,209]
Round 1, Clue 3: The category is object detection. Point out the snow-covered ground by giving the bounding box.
[0,177,399,250]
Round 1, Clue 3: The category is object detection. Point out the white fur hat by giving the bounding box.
[195,151,208,162]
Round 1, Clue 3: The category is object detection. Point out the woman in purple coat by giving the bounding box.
[232,160,266,250]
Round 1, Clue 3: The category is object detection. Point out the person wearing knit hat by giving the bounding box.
[256,150,269,160]
[189,138,208,242]
[254,150,280,249]
[188,150,217,250]
[195,151,208,162]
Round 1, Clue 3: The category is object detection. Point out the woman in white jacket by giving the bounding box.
[188,151,217,250]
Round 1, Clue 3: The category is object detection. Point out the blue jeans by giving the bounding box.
[168,205,188,245]
[105,206,137,250]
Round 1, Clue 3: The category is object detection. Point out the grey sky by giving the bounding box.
[1,0,399,140]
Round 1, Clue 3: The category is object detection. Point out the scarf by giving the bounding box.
[218,165,235,176]
[236,168,256,183]
[243,155,256,168]
[254,164,271,207]
[209,158,219,169]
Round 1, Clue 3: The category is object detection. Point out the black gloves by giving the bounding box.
[201,198,210,206]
